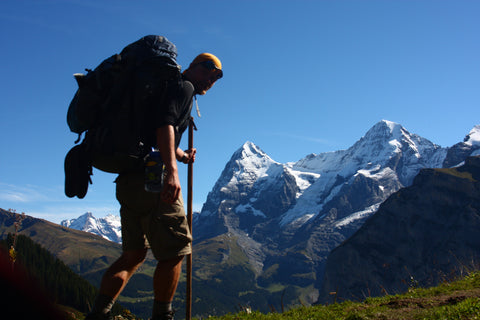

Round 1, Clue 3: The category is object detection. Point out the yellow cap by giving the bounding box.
[189,53,222,70]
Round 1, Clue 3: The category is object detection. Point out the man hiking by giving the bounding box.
[85,47,223,320]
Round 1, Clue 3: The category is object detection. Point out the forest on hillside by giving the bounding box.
[0,233,127,318]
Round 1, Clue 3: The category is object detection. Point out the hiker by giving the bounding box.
[85,52,223,320]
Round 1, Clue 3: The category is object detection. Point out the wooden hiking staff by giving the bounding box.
[186,117,196,320]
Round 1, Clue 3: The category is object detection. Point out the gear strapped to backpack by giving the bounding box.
[64,35,182,198]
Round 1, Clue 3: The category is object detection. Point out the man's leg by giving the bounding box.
[88,248,147,317]
[152,255,184,318]
[100,248,147,299]
[147,191,191,319]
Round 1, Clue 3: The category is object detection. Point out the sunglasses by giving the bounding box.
[198,60,223,79]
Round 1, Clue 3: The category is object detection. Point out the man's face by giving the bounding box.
[189,62,223,95]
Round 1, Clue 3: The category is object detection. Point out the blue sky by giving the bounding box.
[0,0,479,223]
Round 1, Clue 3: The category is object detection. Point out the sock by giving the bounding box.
[91,293,115,315]
[152,300,173,316]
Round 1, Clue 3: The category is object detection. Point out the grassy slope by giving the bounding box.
[201,271,480,320]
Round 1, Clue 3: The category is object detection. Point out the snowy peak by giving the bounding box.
[234,141,276,167]
[224,141,279,186]
[350,120,445,173]
[239,141,266,157]
[61,212,122,243]
[292,121,415,174]
[199,141,291,224]
[355,120,420,156]
[365,119,403,140]
[61,212,94,229]
[464,125,480,146]
[293,120,442,178]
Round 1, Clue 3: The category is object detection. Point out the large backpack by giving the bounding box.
[65,35,181,198]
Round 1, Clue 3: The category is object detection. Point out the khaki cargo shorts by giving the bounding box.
[115,171,192,261]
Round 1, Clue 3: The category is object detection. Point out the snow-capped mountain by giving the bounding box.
[61,212,121,243]
[282,120,447,227]
[193,120,480,306]
[443,124,480,167]
[197,120,455,237]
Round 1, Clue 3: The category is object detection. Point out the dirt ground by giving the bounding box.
[377,288,480,319]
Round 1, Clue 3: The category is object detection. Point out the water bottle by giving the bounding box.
[144,148,165,192]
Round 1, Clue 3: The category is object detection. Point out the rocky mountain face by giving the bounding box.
[320,156,480,303]
[192,120,480,308]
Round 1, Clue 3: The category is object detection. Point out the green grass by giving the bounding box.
[197,271,480,320]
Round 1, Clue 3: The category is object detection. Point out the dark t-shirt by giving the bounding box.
[140,75,195,149]
[154,77,195,147]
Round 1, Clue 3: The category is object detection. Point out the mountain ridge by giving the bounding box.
[196,120,454,241]
[320,155,480,302]
[45,120,480,316]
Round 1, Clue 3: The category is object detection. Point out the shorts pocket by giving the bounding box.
[159,213,192,244]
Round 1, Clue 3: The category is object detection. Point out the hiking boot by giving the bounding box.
[85,312,112,320]
[151,310,175,320]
